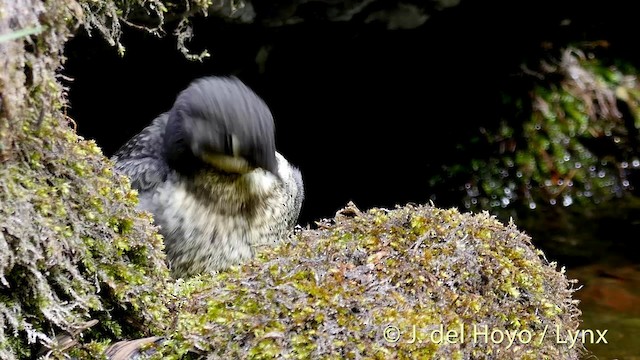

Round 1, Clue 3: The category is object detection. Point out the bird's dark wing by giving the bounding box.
[111,113,170,191]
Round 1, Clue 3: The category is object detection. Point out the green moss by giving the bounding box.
[147,203,584,359]
[0,111,176,357]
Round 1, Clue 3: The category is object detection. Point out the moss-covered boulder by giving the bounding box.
[0,112,175,359]
[154,203,584,359]
[0,0,186,357]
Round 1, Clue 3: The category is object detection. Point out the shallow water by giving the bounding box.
[569,264,640,359]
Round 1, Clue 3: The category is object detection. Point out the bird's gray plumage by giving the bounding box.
[111,76,304,277]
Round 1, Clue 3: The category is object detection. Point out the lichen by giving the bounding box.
[153,203,584,359]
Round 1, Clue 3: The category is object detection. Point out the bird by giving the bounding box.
[111,76,304,277]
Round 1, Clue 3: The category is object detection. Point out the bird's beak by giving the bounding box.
[200,150,282,182]
[201,153,254,174]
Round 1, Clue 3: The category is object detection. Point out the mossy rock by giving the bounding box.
[155,202,584,360]
[0,114,174,359]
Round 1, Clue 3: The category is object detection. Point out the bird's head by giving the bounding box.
[163,76,280,179]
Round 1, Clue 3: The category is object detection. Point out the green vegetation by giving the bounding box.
[0,103,173,358]
[448,47,640,217]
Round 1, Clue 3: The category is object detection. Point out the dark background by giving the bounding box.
[63,0,637,228]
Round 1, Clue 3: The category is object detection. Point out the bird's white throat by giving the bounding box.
[243,169,279,196]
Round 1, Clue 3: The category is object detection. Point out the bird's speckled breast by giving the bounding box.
[149,168,288,276]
